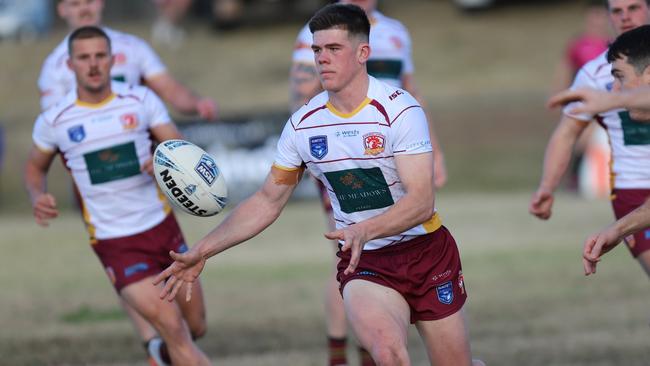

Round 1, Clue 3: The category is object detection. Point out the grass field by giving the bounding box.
[2,193,649,365]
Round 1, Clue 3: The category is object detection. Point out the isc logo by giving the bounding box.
[389,90,403,101]
[194,154,218,186]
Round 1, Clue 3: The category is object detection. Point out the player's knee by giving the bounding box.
[369,340,408,366]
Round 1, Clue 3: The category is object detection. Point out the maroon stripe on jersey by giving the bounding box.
[295,121,383,131]
[391,105,421,126]
[305,155,394,165]
[595,115,608,130]
[55,103,140,126]
[370,99,390,125]
[50,102,77,126]
[297,104,327,126]
[117,93,143,103]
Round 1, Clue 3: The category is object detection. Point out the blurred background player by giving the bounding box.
[289,1,447,364]
[550,0,612,198]
[151,0,192,47]
[39,0,217,119]
[530,0,650,278]
[37,1,217,364]
[25,26,211,366]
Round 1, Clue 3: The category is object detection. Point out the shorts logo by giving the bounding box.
[625,234,636,248]
[194,154,219,186]
[124,262,149,277]
[120,113,138,130]
[356,270,377,277]
[363,132,385,156]
[177,243,189,253]
[436,281,454,305]
[67,125,86,142]
[309,135,328,160]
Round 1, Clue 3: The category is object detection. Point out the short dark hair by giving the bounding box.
[67,25,111,56]
[607,24,650,74]
[308,3,370,41]
[605,0,650,9]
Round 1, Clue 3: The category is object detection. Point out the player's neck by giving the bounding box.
[328,74,369,114]
[76,87,114,106]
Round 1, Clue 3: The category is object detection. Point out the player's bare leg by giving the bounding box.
[342,280,411,365]
[175,279,208,339]
[121,277,211,365]
[120,297,158,341]
[415,306,476,366]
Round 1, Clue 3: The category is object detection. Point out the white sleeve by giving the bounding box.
[37,59,67,111]
[32,115,57,152]
[274,119,303,169]
[391,106,432,155]
[135,38,167,79]
[291,25,315,65]
[144,89,172,127]
[563,68,599,121]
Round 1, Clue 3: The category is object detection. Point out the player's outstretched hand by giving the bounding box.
[32,193,59,227]
[529,188,554,220]
[325,225,368,276]
[153,248,206,302]
[547,87,615,116]
[582,226,622,276]
[196,97,218,121]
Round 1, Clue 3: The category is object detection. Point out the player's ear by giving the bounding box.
[358,42,370,64]
[642,65,650,85]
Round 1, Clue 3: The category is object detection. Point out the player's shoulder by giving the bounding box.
[39,90,77,125]
[112,81,152,102]
[578,50,610,79]
[290,91,329,125]
[373,11,409,34]
[296,23,311,41]
[42,37,68,68]
[368,76,419,121]
[103,27,149,48]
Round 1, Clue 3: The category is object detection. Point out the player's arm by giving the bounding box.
[145,73,218,120]
[401,73,447,188]
[325,152,435,275]
[529,114,589,220]
[549,86,650,119]
[24,145,59,226]
[289,61,322,113]
[583,201,650,275]
[153,165,302,301]
[141,123,184,175]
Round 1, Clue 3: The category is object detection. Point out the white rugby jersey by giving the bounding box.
[275,76,439,250]
[292,10,414,87]
[38,27,166,111]
[564,50,650,189]
[33,82,172,240]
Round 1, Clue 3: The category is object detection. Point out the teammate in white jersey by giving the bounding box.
[24,27,211,366]
[529,0,650,276]
[548,25,650,275]
[39,0,217,120]
[290,2,446,364]
[155,5,484,365]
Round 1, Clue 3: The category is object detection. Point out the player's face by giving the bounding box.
[58,0,104,29]
[312,28,369,93]
[608,0,650,35]
[68,37,114,94]
[340,0,377,14]
[611,56,650,120]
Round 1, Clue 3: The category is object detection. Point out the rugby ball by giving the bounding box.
[153,139,228,216]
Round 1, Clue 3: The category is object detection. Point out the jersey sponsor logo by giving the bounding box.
[84,142,141,184]
[309,135,328,160]
[619,111,650,145]
[389,89,403,101]
[158,168,208,215]
[435,281,454,305]
[363,132,386,155]
[124,262,149,277]
[324,167,394,213]
[335,130,360,138]
[111,75,126,83]
[120,113,138,130]
[67,125,86,142]
[194,154,219,186]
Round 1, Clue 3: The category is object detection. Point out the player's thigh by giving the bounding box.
[174,279,207,336]
[415,306,473,366]
[121,277,184,326]
[342,279,410,347]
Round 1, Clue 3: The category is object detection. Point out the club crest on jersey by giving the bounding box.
[194,154,219,186]
[67,125,86,142]
[309,135,328,160]
[436,281,454,305]
[120,113,138,130]
[363,132,385,155]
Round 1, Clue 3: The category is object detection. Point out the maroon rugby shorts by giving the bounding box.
[91,214,188,292]
[337,226,467,323]
[611,188,650,257]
